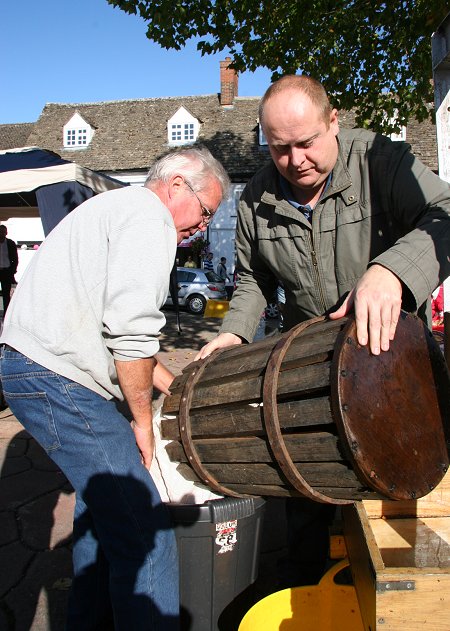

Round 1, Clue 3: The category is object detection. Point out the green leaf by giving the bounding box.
[106,0,448,131]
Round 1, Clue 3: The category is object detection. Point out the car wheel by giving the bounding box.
[265,302,279,319]
[187,294,206,314]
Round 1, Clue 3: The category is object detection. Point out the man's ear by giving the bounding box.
[167,174,185,200]
[330,108,339,136]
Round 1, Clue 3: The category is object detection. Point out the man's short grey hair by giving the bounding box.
[145,146,230,198]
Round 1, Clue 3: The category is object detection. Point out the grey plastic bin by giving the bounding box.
[167,496,266,631]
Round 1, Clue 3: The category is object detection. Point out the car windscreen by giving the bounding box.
[204,271,223,282]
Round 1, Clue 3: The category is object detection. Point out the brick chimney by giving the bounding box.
[220,57,238,106]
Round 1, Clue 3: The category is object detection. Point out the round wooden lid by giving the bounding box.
[331,312,450,500]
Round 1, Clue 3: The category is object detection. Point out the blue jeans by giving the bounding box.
[0,347,179,631]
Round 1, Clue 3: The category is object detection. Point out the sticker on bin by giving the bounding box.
[215,520,237,554]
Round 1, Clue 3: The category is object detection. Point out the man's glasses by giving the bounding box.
[184,179,214,226]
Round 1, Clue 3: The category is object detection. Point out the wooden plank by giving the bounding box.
[222,484,302,497]
[224,484,379,500]
[362,469,450,519]
[344,503,450,630]
[201,462,363,487]
[164,360,332,412]
[164,432,344,463]
[169,318,343,387]
[329,534,347,559]
[369,516,450,569]
[371,571,450,630]
[342,503,382,631]
[160,396,334,440]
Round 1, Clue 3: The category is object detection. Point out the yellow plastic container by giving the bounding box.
[238,559,364,631]
[203,299,229,318]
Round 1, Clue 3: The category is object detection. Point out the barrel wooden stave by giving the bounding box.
[161,396,334,440]
[173,461,376,498]
[161,314,450,502]
[164,360,332,413]
[163,319,343,414]
[179,319,339,386]
[222,484,382,500]
[165,433,344,464]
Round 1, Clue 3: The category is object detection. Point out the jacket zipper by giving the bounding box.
[309,232,327,313]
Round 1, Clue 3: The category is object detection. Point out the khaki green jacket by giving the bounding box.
[221,128,450,342]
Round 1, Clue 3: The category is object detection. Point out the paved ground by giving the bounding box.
[0,309,289,630]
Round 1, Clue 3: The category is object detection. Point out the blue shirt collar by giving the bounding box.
[279,172,332,219]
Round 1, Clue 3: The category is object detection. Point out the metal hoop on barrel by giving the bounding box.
[262,316,353,505]
[178,348,250,498]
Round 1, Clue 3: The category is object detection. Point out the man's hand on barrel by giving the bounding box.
[329,264,402,355]
[195,332,243,360]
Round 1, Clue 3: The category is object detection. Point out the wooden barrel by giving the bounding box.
[161,312,450,505]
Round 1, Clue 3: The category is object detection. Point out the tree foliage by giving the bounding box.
[107,0,448,132]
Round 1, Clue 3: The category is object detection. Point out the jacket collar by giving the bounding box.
[261,137,359,212]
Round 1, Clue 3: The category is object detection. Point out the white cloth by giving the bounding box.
[149,408,223,504]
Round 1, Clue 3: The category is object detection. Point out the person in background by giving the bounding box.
[203,251,214,271]
[197,75,450,587]
[217,256,232,299]
[184,255,196,268]
[0,225,18,315]
[216,256,229,282]
[0,146,230,630]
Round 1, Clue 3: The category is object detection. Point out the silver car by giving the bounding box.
[164,267,227,314]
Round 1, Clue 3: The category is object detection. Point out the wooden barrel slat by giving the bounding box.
[223,484,382,500]
[164,361,332,413]
[164,322,342,413]
[222,484,303,498]
[164,432,343,463]
[169,463,361,490]
[160,396,334,440]
[202,462,360,487]
[189,319,343,383]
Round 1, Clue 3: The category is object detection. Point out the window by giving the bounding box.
[66,128,88,146]
[63,113,93,149]
[389,126,407,142]
[177,271,196,283]
[168,107,199,145]
[384,110,406,142]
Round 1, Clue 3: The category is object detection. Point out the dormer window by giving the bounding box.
[63,113,93,149]
[168,107,199,145]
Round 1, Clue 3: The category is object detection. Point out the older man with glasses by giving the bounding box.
[0,146,229,631]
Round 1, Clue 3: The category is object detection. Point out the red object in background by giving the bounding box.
[432,285,444,333]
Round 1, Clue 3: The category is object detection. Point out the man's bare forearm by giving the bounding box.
[154,355,175,396]
[115,357,156,429]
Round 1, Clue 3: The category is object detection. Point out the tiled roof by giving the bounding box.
[0,96,438,178]
[25,95,271,180]
[0,123,35,150]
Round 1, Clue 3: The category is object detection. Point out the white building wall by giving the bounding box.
[2,216,45,282]
[207,183,244,275]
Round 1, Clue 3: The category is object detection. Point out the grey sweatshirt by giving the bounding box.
[0,186,177,400]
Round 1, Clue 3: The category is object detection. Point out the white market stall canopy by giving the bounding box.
[0,147,125,235]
